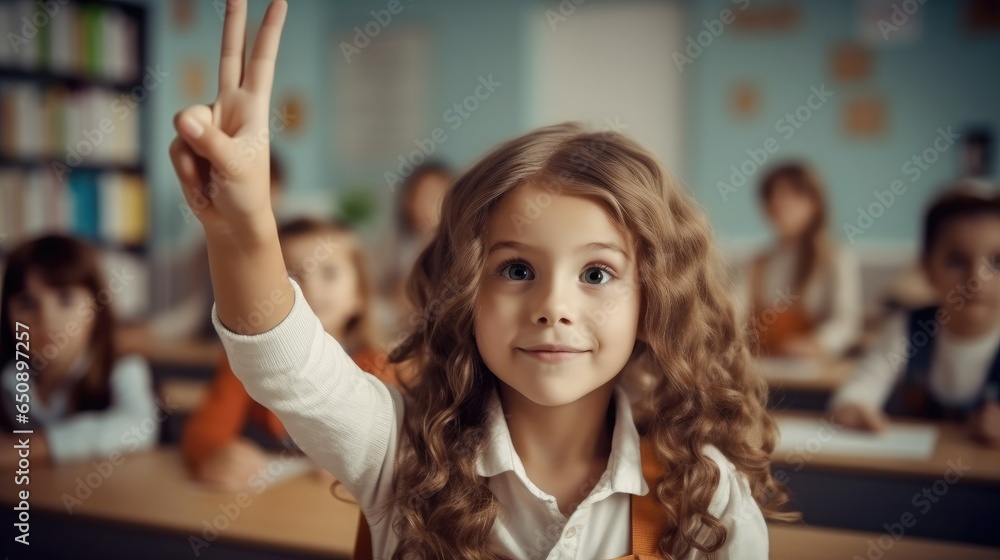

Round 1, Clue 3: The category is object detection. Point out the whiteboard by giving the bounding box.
[528,1,686,175]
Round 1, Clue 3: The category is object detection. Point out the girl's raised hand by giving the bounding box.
[169,0,287,235]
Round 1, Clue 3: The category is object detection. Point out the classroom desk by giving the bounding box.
[4,446,997,559]
[757,358,856,411]
[161,378,210,414]
[769,524,1000,560]
[770,410,1000,547]
[0,448,358,560]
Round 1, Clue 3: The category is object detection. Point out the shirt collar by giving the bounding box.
[475,382,649,498]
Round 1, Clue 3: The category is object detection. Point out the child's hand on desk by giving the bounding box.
[169,0,287,234]
[828,404,889,433]
[198,439,269,492]
[966,401,1000,448]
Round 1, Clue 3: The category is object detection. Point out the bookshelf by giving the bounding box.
[0,0,150,252]
[0,0,151,317]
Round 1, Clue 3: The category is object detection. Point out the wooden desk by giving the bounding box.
[758,358,857,393]
[0,448,359,559]
[770,411,1000,483]
[142,337,223,369]
[770,524,1000,560]
[770,411,1000,547]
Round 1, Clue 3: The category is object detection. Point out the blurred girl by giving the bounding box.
[0,234,158,466]
[182,217,395,490]
[746,162,862,358]
[170,3,796,556]
[830,189,1000,446]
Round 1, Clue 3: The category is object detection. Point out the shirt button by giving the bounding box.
[565,526,578,538]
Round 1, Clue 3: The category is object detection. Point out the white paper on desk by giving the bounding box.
[754,357,823,380]
[774,417,938,460]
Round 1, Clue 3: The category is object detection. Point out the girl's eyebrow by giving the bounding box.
[486,240,631,261]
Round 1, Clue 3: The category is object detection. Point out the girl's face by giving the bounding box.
[282,231,363,339]
[765,180,817,240]
[407,172,450,235]
[924,215,1000,334]
[475,182,641,407]
[7,271,95,374]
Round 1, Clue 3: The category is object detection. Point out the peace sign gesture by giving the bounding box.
[169,0,288,234]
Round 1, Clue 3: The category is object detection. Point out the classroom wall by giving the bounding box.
[136,0,1000,256]
[685,0,1000,254]
[125,0,336,247]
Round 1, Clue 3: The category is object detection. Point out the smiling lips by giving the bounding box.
[517,344,589,363]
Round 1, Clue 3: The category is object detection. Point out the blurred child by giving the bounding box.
[376,161,454,340]
[745,162,861,358]
[182,217,395,490]
[0,234,159,465]
[829,190,1000,447]
[116,149,286,350]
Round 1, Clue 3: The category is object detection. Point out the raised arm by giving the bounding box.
[169,0,290,335]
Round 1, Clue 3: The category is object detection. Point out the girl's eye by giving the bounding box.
[499,261,534,281]
[581,265,615,285]
[945,252,968,270]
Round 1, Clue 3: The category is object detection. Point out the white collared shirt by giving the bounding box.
[0,353,159,463]
[213,278,768,559]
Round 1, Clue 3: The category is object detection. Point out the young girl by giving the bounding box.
[181,217,396,490]
[829,189,1000,447]
[0,234,159,466]
[744,162,862,358]
[168,2,795,557]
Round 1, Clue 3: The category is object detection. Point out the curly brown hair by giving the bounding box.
[380,123,797,559]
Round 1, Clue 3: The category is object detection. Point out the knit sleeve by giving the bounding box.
[211,277,403,514]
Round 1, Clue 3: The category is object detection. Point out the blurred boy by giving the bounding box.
[829,189,1000,447]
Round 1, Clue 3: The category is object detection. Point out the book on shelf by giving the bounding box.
[0,0,139,85]
[0,168,148,249]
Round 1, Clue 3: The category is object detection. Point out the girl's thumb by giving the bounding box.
[173,105,234,170]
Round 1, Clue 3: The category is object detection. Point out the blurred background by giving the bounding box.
[1,0,999,559]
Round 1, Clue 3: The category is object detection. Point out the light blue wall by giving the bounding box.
[682,0,1000,248]
[128,0,336,245]
[136,0,1000,249]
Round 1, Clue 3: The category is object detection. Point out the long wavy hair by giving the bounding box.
[382,123,797,559]
[758,162,832,296]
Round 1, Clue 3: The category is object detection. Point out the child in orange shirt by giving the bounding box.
[182,217,394,490]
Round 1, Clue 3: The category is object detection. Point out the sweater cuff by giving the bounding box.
[211,277,322,378]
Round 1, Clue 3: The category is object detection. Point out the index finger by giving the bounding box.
[244,0,288,95]
[218,0,248,92]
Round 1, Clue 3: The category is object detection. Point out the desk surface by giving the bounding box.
[770,411,1000,483]
[769,524,1000,560]
[756,358,856,393]
[1,448,357,556]
[4,448,998,558]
